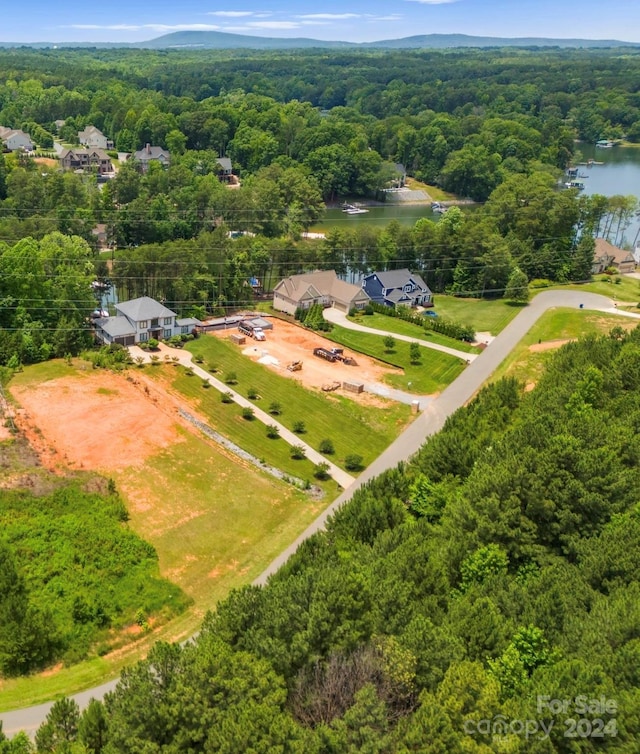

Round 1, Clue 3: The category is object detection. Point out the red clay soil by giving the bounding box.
[211,319,400,394]
[11,372,184,473]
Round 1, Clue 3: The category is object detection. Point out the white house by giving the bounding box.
[78,126,113,150]
[0,127,34,152]
[94,296,200,346]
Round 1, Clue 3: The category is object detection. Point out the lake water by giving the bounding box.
[310,202,440,233]
[574,143,640,247]
[310,144,640,245]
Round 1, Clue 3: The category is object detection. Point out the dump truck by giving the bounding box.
[238,321,266,341]
[287,360,303,372]
[313,347,339,362]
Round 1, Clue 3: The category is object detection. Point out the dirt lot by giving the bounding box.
[212,319,400,393]
[11,372,185,472]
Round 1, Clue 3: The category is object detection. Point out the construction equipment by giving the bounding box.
[287,360,303,372]
[238,321,266,341]
[313,347,339,362]
[322,381,341,392]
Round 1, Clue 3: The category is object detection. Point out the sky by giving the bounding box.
[2,0,640,44]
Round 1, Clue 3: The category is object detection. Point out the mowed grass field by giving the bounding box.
[185,336,412,468]
[492,307,640,385]
[348,312,480,353]
[431,295,524,335]
[326,325,466,394]
[148,364,342,492]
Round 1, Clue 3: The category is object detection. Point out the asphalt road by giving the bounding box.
[0,289,615,735]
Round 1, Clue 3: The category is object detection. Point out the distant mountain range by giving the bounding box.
[0,31,638,51]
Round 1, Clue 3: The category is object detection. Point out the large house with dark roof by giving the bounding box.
[132,144,171,171]
[591,238,636,275]
[361,269,432,308]
[94,296,200,346]
[273,270,370,315]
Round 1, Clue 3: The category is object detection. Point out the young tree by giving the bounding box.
[383,335,396,353]
[504,267,529,303]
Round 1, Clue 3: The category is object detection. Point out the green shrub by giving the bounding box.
[266,425,280,439]
[221,391,234,404]
[291,444,306,460]
[345,454,364,471]
[147,338,159,350]
[319,438,335,455]
[247,387,260,400]
[268,401,282,415]
[314,462,331,480]
[225,371,238,385]
[293,420,306,434]
[242,406,255,420]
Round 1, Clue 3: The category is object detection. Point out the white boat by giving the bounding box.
[342,204,369,214]
[596,140,615,148]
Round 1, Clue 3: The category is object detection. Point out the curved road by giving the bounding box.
[323,307,478,361]
[0,290,626,735]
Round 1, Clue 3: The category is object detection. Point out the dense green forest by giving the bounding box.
[0,454,189,674]
[15,327,640,752]
[2,48,639,366]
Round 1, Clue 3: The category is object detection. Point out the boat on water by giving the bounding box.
[596,140,615,148]
[431,202,448,214]
[341,203,369,214]
[565,180,585,190]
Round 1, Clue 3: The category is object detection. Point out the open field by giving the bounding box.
[347,312,480,353]
[186,330,412,469]
[325,325,466,394]
[431,295,524,335]
[142,363,341,494]
[491,307,639,386]
[405,177,458,202]
[0,360,330,710]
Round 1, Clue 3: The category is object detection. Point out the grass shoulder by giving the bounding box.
[347,312,480,354]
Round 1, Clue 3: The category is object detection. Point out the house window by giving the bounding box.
[164,329,172,339]
[164,317,173,325]
[403,284,413,292]
[181,326,189,334]
[139,320,147,329]
[139,332,148,343]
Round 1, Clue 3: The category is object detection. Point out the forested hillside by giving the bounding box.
[1,47,639,367]
[0,450,189,675]
[21,328,640,752]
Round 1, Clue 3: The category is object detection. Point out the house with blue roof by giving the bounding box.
[361,269,432,308]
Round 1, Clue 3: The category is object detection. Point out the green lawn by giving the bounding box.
[348,312,480,354]
[186,336,412,469]
[326,325,466,394]
[431,295,524,335]
[559,276,640,303]
[156,365,341,492]
[492,307,638,385]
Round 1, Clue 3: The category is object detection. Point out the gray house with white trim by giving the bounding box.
[361,269,432,308]
[94,296,200,346]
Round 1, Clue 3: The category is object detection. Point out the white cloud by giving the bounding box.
[66,23,222,31]
[296,13,360,20]
[206,11,255,17]
[404,0,460,4]
[369,15,403,21]
[245,21,302,29]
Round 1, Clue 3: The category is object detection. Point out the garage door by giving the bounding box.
[115,336,135,346]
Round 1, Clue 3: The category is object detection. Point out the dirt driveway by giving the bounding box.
[210,319,400,394]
